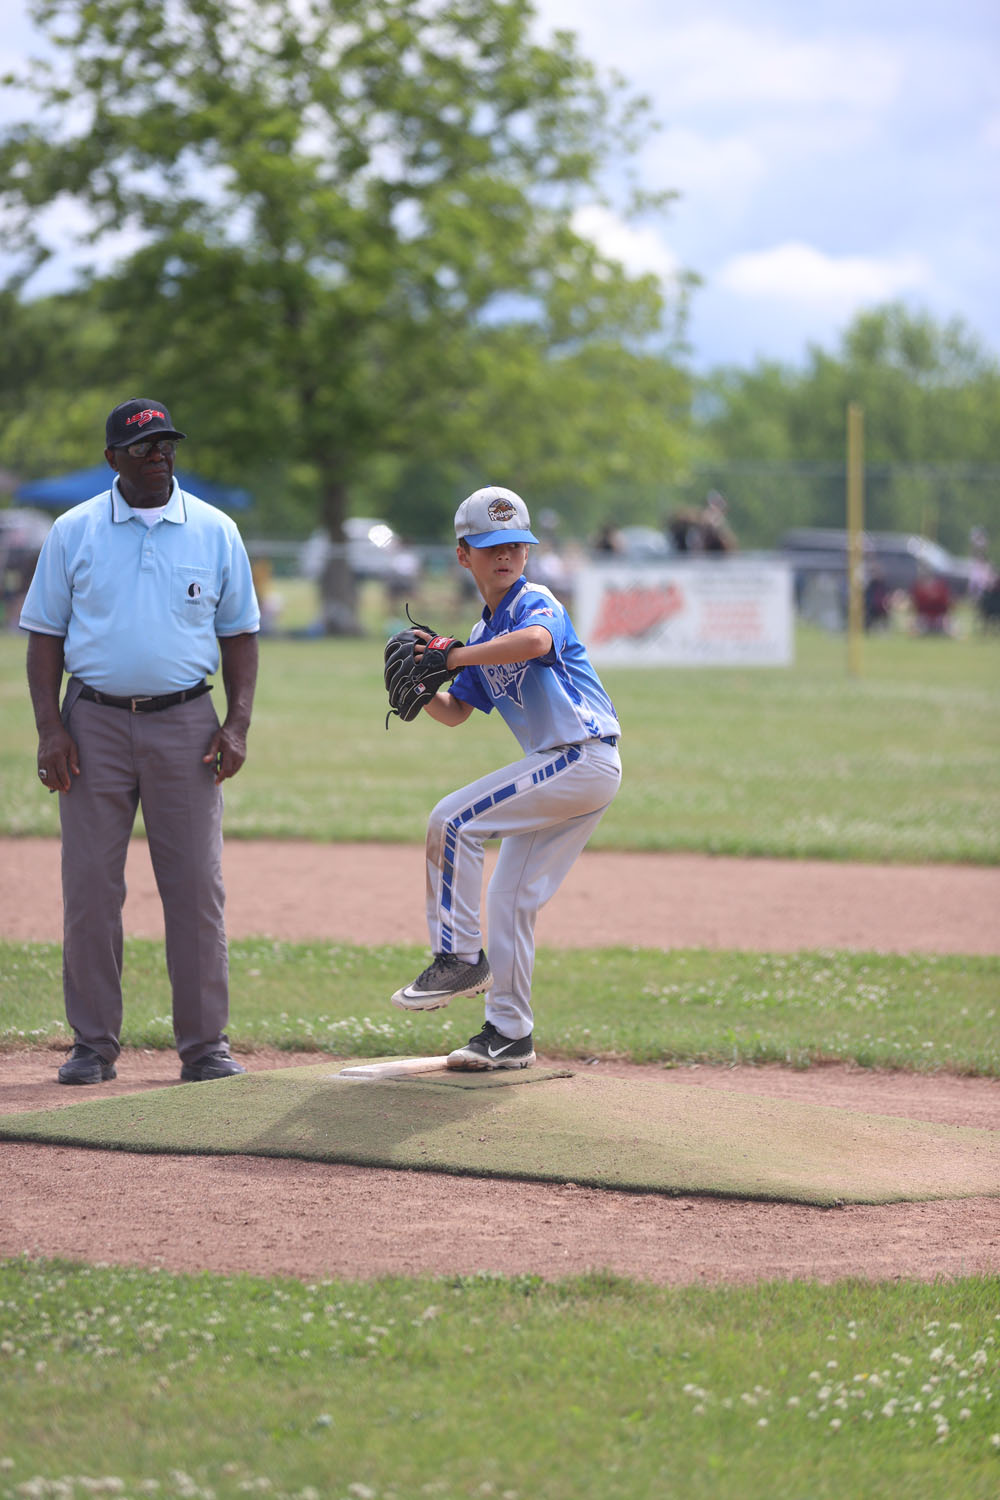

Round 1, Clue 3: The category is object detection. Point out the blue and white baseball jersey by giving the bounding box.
[449,577,620,754]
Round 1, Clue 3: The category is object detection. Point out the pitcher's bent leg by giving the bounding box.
[427,744,621,1037]
[424,782,489,959]
[485,805,611,1039]
[423,752,594,958]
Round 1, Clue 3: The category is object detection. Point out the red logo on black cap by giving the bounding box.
[125,408,166,429]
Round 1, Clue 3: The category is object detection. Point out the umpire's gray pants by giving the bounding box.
[59,685,230,1065]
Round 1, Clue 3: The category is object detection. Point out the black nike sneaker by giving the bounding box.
[446,1021,535,1070]
[391,950,493,1011]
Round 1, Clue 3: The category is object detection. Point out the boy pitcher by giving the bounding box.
[390,486,622,1069]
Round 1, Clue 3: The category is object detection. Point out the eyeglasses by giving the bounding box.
[123,438,178,458]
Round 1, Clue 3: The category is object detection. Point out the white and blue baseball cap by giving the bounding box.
[454,486,539,548]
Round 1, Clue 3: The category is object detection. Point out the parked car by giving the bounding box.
[300,518,399,582]
[591,525,673,562]
[619,525,673,560]
[779,528,975,626]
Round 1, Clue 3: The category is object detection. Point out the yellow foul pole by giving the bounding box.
[846,402,865,676]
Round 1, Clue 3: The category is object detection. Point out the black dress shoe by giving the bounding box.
[58,1044,117,1085]
[180,1053,247,1082]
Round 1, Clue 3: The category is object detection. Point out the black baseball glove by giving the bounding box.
[384,607,461,724]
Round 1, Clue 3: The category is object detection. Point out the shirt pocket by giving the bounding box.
[172,564,218,623]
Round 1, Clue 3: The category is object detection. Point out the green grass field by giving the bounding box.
[2,602,998,1499]
[1,616,998,859]
[1,1261,998,1500]
[4,941,999,1075]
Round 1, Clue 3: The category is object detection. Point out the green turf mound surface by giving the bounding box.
[1,1060,997,1207]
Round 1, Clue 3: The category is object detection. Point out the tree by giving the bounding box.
[693,305,1000,552]
[1,0,688,628]
[0,286,126,478]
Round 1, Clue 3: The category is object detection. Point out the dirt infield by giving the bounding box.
[2,838,998,1286]
[5,836,1000,952]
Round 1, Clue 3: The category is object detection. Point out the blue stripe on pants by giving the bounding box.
[438,747,582,953]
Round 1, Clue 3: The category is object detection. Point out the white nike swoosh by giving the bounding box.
[487,1042,516,1057]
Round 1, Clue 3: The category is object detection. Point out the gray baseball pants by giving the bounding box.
[424,737,622,1039]
[59,683,230,1065]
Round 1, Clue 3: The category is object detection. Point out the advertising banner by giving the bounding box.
[573,558,794,667]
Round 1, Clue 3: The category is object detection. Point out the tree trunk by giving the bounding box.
[317,475,364,636]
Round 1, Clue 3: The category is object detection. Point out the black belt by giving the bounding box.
[599,735,618,747]
[79,682,211,714]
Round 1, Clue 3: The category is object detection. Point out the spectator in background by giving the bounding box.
[911,566,953,635]
[977,571,1000,632]
[864,564,891,631]
[667,493,737,554]
[699,492,737,553]
[593,522,624,555]
[665,508,703,552]
[968,527,993,603]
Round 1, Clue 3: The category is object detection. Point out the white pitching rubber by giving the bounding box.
[333,1056,451,1080]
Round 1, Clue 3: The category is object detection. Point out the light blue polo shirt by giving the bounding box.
[20,478,260,695]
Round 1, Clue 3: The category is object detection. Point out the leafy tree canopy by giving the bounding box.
[701,304,999,465]
[1,0,691,602]
[690,305,1000,551]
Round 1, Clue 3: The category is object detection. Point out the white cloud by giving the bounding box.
[535,6,901,114]
[643,128,765,214]
[650,22,901,112]
[718,241,930,311]
[1,194,151,295]
[571,204,680,281]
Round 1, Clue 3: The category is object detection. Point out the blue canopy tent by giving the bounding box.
[15,465,250,511]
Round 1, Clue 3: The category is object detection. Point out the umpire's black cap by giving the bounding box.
[106,398,186,449]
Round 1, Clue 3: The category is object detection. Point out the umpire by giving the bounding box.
[20,398,260,1085]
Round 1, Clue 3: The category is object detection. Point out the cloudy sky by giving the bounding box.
[3,0,998,371]
[535,0,1000,368]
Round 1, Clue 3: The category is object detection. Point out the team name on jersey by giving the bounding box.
[482,660,530,706]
